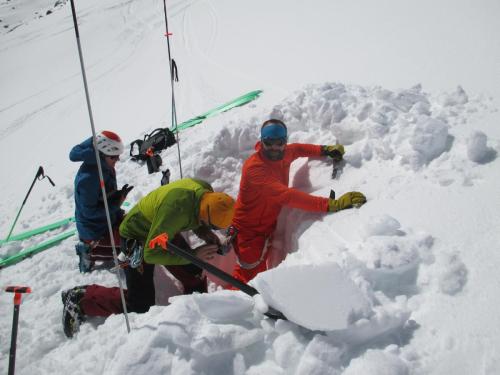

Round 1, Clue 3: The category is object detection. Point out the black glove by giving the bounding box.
[321,145,345,162]
[160,169,170,186]
[120,184,134,199]
[107,184,134,204]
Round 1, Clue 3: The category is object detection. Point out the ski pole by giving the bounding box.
[69,0,130,334]
[162,0,183,178]
[5,166,55,242]
[165,240,287,321]
[5,286,32,375]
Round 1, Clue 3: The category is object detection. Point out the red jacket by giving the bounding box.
[232,142,329,235]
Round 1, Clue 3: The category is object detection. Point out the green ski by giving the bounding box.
[0,229,77,269]
[1,217,75,246]
[174,90,263,132]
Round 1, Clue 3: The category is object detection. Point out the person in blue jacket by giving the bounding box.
[70,130,133,272]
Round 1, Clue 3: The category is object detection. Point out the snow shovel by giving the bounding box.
[165,240,287,321]
[5,286,32,375]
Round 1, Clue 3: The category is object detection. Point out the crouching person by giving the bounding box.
[70,130,133,273]
[61,178,235,338]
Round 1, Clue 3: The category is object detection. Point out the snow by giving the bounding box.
[1,0,500,374]
[467,130,497,163]
[252,263,371,331]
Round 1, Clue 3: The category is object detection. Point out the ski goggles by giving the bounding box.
[261,123,287,139]
[262,137,287,147]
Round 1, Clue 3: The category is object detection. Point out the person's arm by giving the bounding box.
[96,175,127,224]
[287,143,323,160]
[249,165,329,212]
[288,143,345,162]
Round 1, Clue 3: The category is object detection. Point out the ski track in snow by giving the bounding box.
[178,0,224,113]
[1,1,500,374]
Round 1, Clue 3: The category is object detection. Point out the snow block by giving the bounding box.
[252,263,370,331]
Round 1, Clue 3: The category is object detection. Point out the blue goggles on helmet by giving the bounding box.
[261,123,287,141]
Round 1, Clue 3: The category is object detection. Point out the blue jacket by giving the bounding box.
[70,137,122,241]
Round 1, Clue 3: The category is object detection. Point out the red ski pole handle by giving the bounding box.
[5,286,32,306]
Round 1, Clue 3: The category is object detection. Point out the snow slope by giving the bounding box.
[1,1,500,374]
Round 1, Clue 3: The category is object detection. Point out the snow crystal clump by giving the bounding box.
[192,290,255,322]
[437,252,468,295]
[252,293,269,314]
[440,86,469,107]
[294,335,345,375]
[467,131,496,163]
[408,116,449,166]
[362,214,403,238]
[272,331,306,372]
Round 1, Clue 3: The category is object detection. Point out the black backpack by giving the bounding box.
[130,128,177,161]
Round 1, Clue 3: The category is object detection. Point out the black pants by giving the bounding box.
[122,235,206,313]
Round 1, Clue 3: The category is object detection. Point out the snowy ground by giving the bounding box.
[1,1,500,374]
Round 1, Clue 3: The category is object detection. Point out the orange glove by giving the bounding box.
[149,233,169,250]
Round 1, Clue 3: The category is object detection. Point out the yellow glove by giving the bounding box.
[321,145,345,162]
[328,192,366,212]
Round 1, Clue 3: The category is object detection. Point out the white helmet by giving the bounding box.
[96,130,124,156]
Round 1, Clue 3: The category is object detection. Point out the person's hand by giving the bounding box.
[321,145,345,162]
[217,225,238,255]
[194,225,221,246]
[217,236,233,256]
[328,192,366,212]
[120,184,134,200]
[194,243,219,261]
[107,184,134,204]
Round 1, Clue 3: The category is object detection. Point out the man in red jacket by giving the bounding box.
[230,119,366,283]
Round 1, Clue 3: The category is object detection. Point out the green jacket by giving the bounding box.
[119,178,213,265]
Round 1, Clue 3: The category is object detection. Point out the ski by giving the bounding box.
[174,90,263,132]
[0,229,77,269]
[1,202,129,246]
[1,217,75,246]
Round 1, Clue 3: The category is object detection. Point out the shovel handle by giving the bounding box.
[5,286,31,306]
[5,286,32,294]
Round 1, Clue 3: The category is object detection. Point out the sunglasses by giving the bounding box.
[262,137,287,147]
[107,155,120,161]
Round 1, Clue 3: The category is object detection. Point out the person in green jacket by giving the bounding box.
[61,178,235,338]
[119,177,235,313]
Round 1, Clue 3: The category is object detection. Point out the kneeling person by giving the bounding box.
[70,130,133,273]
[61,178,235,338]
